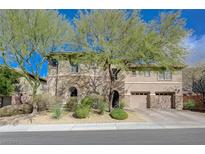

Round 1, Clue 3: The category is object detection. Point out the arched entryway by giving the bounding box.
[112,90,119,108]
[69,87,78,97]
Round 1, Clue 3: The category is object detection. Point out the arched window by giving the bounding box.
[69,87,78,97]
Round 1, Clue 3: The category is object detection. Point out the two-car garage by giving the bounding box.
[129,91,175,110]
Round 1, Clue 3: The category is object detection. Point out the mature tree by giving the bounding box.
[0,10,71,112]
[183,63,205,103]
[0,66,21,96]
[68,10,189,111]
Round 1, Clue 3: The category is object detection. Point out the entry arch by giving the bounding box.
[69,87,78,97]
[112,90,119,108]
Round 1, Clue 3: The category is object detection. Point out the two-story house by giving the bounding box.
[47,52,183,110]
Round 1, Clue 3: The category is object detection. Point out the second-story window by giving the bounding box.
[144,71,150,77]
[90,62,98,69]
[131,71,137,77]
[138,71,144,76]
[70,64,79,73]
[112,68,118,80]
[158,70,172,80]
[50,59,58,67]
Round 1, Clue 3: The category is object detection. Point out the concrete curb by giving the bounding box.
[1,122,205,132]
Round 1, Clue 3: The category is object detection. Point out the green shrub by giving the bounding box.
[110,108,128,120]
[91,95,105,108]
[0,104,33,117]
[51,104,63,119]
[32,94,62,112]
[184,99,196,110]
[64,97,78,112]
[74,104,90,119]
[119,100,126,109]
[80,96,94,107]
[96,101,107,115]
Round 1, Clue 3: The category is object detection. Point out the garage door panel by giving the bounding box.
[129,93,149,109]
[157,95,172,109]
[155,93,174,109]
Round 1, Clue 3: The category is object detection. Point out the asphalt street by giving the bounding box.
[1,128,205,145]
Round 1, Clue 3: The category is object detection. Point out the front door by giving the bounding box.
[112,90,119,108]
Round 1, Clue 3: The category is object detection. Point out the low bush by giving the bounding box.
[80,96,94,107]
[110,108,128,120]
[184,99,196,110]
[0,104,33,117]
[119,100,126,109]
[64,97,78,112]
[51,104,63,119]
[96,101,107,115]
[91,95,105,109]
[74,104,90,119]
[32,94,62,112]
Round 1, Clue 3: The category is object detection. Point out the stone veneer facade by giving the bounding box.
[47,59,183,110]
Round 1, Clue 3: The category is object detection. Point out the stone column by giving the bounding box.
[150,93,157,109]
[175,94,183,110]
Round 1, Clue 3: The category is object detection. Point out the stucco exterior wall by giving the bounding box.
[124,71,183,110]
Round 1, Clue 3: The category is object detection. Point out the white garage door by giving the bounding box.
[130,92,150,109]
[155,93,175,109]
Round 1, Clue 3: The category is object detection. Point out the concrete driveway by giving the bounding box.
[134,109,205,125]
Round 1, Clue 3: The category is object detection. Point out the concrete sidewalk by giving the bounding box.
[1,122,205,132]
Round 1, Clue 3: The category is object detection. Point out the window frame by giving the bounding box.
[70,63,79,73]
[165,71,172,80]
[144,71,151,77]
[157,70,172,81]
[131,71,137,77]
[112,68,118,80]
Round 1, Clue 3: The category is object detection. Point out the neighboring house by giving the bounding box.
[16,74,47,95]
[11,74,47,105]
[182,67,195,95]
[0,95,12,108]
[47,52,184,110]
[0,72,47,107]
[182,67,205,110]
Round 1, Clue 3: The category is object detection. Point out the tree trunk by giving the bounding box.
[108,83,113,112]
[55,62,59,96]
[108,64,114,112]
[31,86,38,114]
